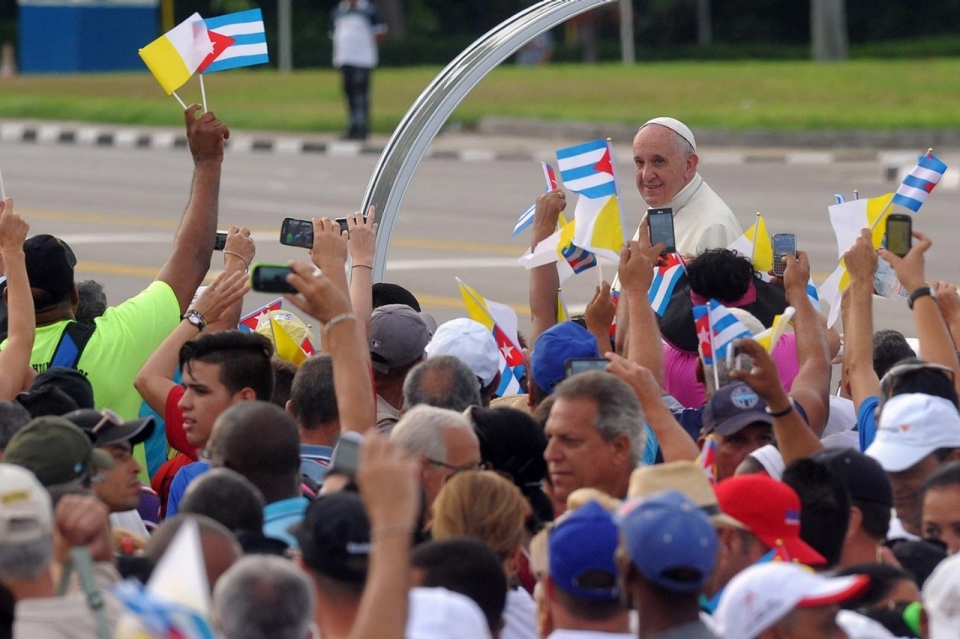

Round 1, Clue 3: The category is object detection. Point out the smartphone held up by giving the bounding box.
[885,214,912,258]
[250,263,297,294]
[647,208,676,255]
[772,233,797,277]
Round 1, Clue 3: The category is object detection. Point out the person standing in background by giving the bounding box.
[331,0,388,141]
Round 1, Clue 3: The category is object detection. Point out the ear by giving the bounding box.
[542,574,559,603]
[685,152,699,180]
[610,433,632,464]
[285,399,294,416]
[847,505,863,542]
[236,387,257,402]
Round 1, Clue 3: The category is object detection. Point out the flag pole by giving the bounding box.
[172,91,188,110]
[0,166,6,201]
[199,74,208,113]
[596,260,604,288]
[751,212,760,265]
[853,189,859,201]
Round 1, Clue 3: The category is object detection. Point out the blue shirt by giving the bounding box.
[264,497,309,548]
[857,395,880,452]
[300,444,334,484]
[166,460,209,517]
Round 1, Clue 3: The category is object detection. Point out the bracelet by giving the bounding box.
[765,397,795,418]
[222,250,250,272]
[908,285,935,310]
[326,313,356,330]
[371,523,416,539]
[351,264,374,269]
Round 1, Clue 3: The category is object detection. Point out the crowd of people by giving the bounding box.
[0,106,958,639]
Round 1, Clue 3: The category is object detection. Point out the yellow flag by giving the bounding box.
[753,307,796,353]
[139,13,212,94]
[867,193,895,249]
[748,215,774,272]
[557,290,570,323]
[457,279,495,331]
[271,317,306,365]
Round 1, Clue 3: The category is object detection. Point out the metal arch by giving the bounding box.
[360,0,618,282]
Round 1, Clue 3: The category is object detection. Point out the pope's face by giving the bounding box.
[633,125,698,208]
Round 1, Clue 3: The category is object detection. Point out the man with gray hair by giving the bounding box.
[402,355,483,413]
[213,554,316,639]
[631,116,741,255]
[545,371,645,505]
[390,404,482,508]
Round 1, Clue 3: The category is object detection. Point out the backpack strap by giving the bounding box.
[50,321,98,370]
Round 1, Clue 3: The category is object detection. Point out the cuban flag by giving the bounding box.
[693,304,714,364]
[238,298,282,332]
[200,9,269,73]
[609,290,620,340]
[457,278,526,397]
[698,435,718,486]
[806,277,821,313]
[556,139,617,199]
[648,253,684,316]
[708,299,752,361]
[560,241,597,274]
[892,150,948,213]
[513,163,559,237]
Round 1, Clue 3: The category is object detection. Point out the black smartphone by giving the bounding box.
[772,233,797,277]
[280,218,314,249]
[886,214,912,258]
[250,263,297,294]
[647,208,676,255]
[334,217,351,234]
[564,358,608,378]
[213,231,227,251]
[329,431,364,478]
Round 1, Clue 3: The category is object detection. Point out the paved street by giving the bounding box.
[2,132,957,342]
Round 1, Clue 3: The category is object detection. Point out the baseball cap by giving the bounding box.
[616,490,717,593]
[548,500,620,601]
[628,461,744,529]
[407,587,492,639]
[866,393,960,472]
[0,463,53,544]
[922,551,960,638]
[714,562,869,639]
[426,318,500,388]
[294,492,370,583]
[703,383,773,437]
[714,474,826,566]
[640,117,697,151]
[63,408,156,448]
[24,234,77,306]
[369,304,432,374]
[530,322,601,395]
[3,416,114,487]
[254,310,315,355]
[15,367,95,418]
[813,448,893,509]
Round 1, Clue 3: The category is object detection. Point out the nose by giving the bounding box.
[544,437,560,462]
[177,391,191,410]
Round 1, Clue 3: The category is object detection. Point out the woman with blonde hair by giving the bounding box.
[432,470,537,639]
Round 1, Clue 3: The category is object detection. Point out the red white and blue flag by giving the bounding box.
[200,9,269,73]
[892,150,948,212]
[693,299,752,365]
[560,241,597,274]
[513,163,559,237]
[556,139,617,199]
[693,304,714,365]
[648,253,684,316]
[238,298,282,332]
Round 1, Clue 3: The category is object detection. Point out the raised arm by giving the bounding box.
[780,251,831,436]
[584,282,616,355]
[618,218,666,386]
[347,208,378,339]
[208,226,256,332]
[155,105,231,313]
[286,258,376,434]
[842,230,881,414]
[529,190,566,344]
[0,198,34,399]
[880,230,960,397]
[931,280,960,350]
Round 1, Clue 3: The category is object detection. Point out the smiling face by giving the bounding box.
[632,124,698,208]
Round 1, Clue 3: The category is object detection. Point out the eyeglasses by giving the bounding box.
[90,409,123,436]
[425,458,490,475]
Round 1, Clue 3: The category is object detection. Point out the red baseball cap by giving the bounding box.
[714,474,826,567]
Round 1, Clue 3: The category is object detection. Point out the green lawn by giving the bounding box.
[1,59,957,133]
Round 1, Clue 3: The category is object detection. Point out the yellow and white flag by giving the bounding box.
[139,13,213,94]
[727,213,773,273]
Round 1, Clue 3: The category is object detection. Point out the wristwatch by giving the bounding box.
[908,286,935,310]
[182,310,207,332]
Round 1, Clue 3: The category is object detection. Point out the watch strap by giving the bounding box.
[908,286,934,310]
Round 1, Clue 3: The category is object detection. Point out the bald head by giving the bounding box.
[207,401,302,503]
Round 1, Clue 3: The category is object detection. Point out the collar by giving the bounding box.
[264,496,309,519]
[664,173,703,214]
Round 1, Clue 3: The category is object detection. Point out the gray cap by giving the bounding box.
[369,304,432,374]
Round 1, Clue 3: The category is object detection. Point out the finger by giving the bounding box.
[651,242,666,255]
[221,124,231,140]
[912,231,932,251]
[185,104,202,122]
[600,281,611,296]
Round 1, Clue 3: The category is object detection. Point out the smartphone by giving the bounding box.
[213,231,227,251]
[772,233,797,277]
[886,214,912,258]
[725,344,748,372]
[280,218,314,249]
[647,208,676,255]
[334,217,351,234]
[329,431,364,478]
[564,358,608,378]
[250,263,297,294]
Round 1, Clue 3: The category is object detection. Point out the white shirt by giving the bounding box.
[332,0,386,68]
[501,588,538,639]
[109,509,150,539]
[547,631,633,639]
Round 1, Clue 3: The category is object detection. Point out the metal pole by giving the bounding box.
[619,0,634,65]
[278,0,292,72]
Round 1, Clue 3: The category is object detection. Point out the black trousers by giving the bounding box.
[341,65,372,139]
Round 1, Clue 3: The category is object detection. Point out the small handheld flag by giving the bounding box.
[201,9,270,73]
[139,13,213,94]
[648,253,684,316]
[892,150,947,213]
[707,300,752,360]
[513,163,558,237]
[238,298,283,332]
[556,139,617,199]
[457,278,526,397]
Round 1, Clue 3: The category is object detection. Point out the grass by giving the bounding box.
[1,59,959,133]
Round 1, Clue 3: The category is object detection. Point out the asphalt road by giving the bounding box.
[2,137,957,342]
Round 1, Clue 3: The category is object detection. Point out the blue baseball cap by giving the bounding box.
[548,500,620,601]
[530,322,601,394]
[616,490,717,593]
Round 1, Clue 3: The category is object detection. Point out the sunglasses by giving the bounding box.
[90,409,124,436]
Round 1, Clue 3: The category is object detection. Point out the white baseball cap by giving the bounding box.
[866,393,960,472]
[713,562,869,639]
[640,117,697,152]
[924,552,960,639]
[425,318,500,388]
[406,587,492,639]
[0,463,53,544]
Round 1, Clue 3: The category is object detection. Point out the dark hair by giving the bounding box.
[372,282,421,311]
[555,588,625,622]
[269,357,298,409]
[0,401,32,451]
[411,538,507,636]
[75,280,107,322]
[873,330,916,379]
[857,500,893,541]
[288,355,338,430]
[179,330,275,402]
[920,460,960,502]
[403,356,482,413]
[470,407,553,527]
[782,459,851,568]
[0,580,13,639]
[879,358,959,408]
[180,468,266,534]
[836,563,917,610]
[687,249,756,303]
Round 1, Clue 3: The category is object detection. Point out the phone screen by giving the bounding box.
[565,358,608,378]
[214,231,227,251]
[772,234,797,276]
[281,218,314,249]
[647,209,676,253]
[251,265,296,294]
[330,432,363,477]
[886,216,912,258]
